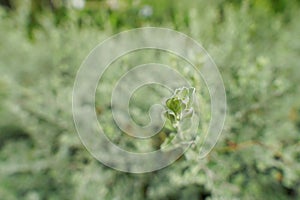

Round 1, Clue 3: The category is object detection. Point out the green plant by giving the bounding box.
[0,0,300,199]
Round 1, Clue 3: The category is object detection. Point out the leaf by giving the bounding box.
[165,111,176,124]
[166,97,182,114]
[182,108,194,119]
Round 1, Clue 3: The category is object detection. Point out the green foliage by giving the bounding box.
[0,0,300,199]
[165,87,195,127]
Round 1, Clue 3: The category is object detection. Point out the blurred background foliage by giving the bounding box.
[0,0,300,199]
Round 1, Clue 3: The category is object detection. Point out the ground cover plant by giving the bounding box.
[0,0,300,199]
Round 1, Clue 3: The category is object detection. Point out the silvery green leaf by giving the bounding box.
[182,108,194,119]
[165,111,176,124]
